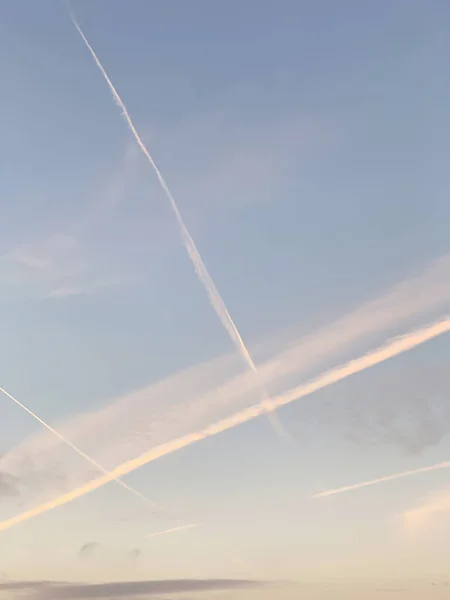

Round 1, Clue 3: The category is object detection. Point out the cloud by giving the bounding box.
[1,578,263,599]
[129,548,142,561]
[0,580,51,590]
[302,355,450,455]
[0,106,331,305]
[1,316,449,533]
[159,109,337,224]
[0,234,81,287]
[0,139,141,302]
[403,488,450,533]
[78,542,99,560]
[0,472,18,498]
[77,544,143,563]
[2,253,449,509]
[0,233,122,300]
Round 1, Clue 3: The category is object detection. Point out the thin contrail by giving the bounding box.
[314,461,450,499]
[146,523,198,538]
[68,8,286,439]
[0,386,159,513]
[0,316,448,533]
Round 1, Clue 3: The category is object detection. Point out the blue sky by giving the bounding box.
[1,1,450,598]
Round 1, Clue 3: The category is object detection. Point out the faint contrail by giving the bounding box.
[0,316,448,533]
[68,8,286,439]
[146,523,198,538]
[314,461,450,499]
[0,386,160,513]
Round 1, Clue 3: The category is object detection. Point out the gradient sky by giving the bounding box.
[1,1,450,598]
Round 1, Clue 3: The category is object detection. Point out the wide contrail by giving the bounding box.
[68,8,286,439]
[0,386,160,513]
[314,460,450,499]
[0,316,448,533]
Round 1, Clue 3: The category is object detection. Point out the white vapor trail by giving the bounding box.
[0,316,448,533]
[68,9,286,439]
[4,252,449,491]
[314,461,450,499]
[0,386,160,513]
[146,523,198,538]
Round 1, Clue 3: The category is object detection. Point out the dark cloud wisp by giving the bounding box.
[44,579,261,598]
[78,542,99,560]
[20,578,264,599]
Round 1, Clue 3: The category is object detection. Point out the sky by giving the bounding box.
[1,0,450,598]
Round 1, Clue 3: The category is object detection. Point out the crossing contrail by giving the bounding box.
[313,460,450,499]
[0,386,161,514]
[0,316,448,533]
[68,8,287,439]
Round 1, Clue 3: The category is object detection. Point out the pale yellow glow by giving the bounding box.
[404,489,450,532]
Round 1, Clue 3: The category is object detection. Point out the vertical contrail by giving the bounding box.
[68,9,287,439]
[0,386,161,514]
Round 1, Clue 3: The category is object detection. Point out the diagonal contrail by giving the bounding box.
[146,523,198,538]
[0,386,161,514]
[0,316,448,533]
[68,8,287,440]
[313,460,450,499]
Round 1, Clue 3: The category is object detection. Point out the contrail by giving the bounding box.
[314,461,450,499]
[146,523,198,538]
[0,386,160,513]
[0,316,448,533]
[68,8,286,439]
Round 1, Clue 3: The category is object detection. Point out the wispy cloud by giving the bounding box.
[0,231,125,301]
[404,488,450,533]
[1,315,448,533]
[77,544,143,563]
[0,253,448,530]
[0,138,142,302]
[0,234,84,295]
[0,109,329,304]
[78,542,99,560]
[3,253,448,487]
[146,523,198,538]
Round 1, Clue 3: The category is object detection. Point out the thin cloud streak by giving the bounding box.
[69,8,287,439]
[0,316,448,533]
[314,461,450,499]
[146,523,198,538]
